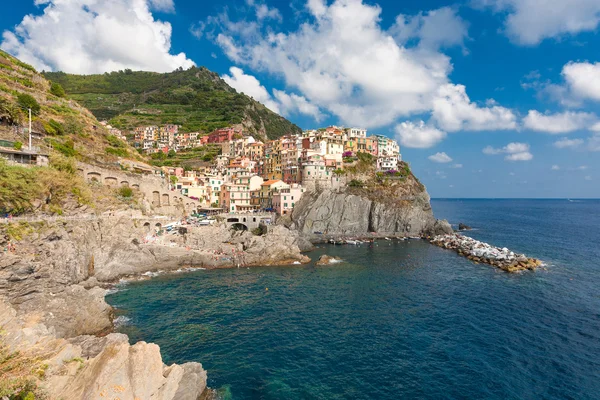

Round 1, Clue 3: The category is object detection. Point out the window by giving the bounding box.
[284,203,288,207]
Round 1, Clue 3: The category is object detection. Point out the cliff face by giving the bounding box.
[291,166,452,238]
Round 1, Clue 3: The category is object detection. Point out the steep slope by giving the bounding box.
[291,160,452,238]
[44,67,303,140]
[0,49,142,164]
[0,50,149,215]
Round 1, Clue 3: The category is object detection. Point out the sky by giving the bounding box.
[1,0,600,198]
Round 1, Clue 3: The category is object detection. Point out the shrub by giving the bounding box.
[105,147,128,157]
[342,151,353,158]
[118,186,133,198]
[13,141,22,150]
[106,134,125,148]
[333,168,345,175]
[49,81,66,98]
[63,116,84,135]
[16,93,40,115]
[348,179,364,188]
[49,153,76,174]
[44,119,65,135]
[356,152,374,164]
[251,226,266,236]
[49,138,76,157]
[0,98,22,124]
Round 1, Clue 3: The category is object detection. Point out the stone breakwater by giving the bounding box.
[430,234,542,272]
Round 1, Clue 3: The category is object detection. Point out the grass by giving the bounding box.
[0,334,47,400]
[0,157,91,215]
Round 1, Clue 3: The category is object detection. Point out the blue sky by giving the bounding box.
[1,0,600,198]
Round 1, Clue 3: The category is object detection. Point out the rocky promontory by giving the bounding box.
[289,162,452,239]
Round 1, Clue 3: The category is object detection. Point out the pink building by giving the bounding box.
[272,185,305,216]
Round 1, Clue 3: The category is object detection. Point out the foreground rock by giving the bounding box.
[0,299,207,400]
[430,234,542,272]
[315,255,343,266]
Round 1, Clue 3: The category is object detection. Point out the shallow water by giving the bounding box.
[107,199,600,399]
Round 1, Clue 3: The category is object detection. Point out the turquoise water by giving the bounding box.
[107,199,600,399]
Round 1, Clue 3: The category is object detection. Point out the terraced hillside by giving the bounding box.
[0,49,141,164]
[44,67,302,140]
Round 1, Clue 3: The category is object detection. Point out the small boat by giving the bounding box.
[346,240,359,245]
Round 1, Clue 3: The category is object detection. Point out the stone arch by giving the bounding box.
[104,177,118,187]
[162,193,170,206]
[152,191,161,207]
[155,223,162,228]
[131,184,140,190]
[230,223,248,231]
[120,181,129,187]
[87,171,101,182]
[243,217,247,222]
[227,218,240,223]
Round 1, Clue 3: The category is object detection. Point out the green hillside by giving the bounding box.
[43,67,302,140]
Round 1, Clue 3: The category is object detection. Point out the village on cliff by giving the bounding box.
[105,123,402,215]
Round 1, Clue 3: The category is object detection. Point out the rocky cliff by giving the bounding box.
[0,216,309,398]
[290,163,452,238]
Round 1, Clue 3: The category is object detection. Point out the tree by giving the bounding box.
[167,149,176,158]
[17,93,40,115]
[13,141,22,150]
[0,98,22,125]
[49,82,66,98]
[170,175,178,185]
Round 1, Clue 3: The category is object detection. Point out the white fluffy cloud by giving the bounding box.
[1,0,194,73]
[222,67,281,114]
[395,121,447,149]
[273,90,324,122]
[476,0,600,45]
[428,152,453,163]
[432,84,517,131]
[483,142,533,161]
[222,67,322,120]
[553,137,584,149]
[201,0,512,136]
[562,62,600,102]
[523,110,597,134]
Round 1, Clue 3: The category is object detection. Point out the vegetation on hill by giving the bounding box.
[43,67,302,140]
[0,49,142,165]
[0,52,150,216]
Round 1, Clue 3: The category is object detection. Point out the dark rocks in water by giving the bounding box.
[458,223,472,231]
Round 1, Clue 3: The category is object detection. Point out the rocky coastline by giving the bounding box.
[1,189,541,398]
[0,215,312,399]
[430,233,543,272]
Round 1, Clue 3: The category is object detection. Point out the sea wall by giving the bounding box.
[430,233,543,272]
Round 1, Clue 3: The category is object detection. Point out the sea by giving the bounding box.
[106,199,600,400]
